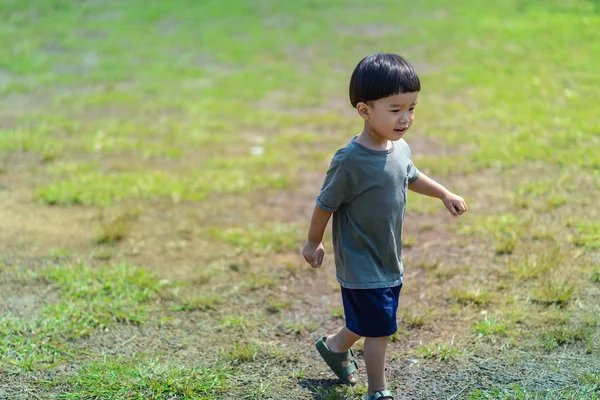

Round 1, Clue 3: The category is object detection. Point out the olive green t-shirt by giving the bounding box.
[316,138,420,289]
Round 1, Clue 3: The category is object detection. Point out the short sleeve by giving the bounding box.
[407,148,420,183]
[316,152,356,213]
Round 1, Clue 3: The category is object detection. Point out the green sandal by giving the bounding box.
[315,336,358,385]
[366,390,394,400]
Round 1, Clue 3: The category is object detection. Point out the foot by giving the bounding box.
[364,390,393,400]
[325,335,357,384]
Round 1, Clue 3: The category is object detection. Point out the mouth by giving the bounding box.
[394,127,408,134]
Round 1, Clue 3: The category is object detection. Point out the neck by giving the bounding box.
[356,124,390,151]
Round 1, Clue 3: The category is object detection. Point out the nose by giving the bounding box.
[398,110,410,123]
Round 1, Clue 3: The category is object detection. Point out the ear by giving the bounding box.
[356,102,370,121]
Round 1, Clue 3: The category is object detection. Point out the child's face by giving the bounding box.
[358,92,419,141]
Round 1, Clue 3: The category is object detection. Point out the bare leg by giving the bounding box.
[363,336,391,399]
[325,326,361,383]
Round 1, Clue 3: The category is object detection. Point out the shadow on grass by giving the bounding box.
[298,378,347,400]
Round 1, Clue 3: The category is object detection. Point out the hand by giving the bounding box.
[302,240,325,268]
[442,192,467,216]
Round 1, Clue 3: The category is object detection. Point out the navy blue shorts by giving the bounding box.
[341,284,402,338]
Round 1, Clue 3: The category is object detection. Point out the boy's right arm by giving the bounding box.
[302,206,332,268]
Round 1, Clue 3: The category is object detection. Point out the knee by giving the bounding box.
[364,336,390,347]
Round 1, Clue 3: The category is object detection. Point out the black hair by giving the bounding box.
[349,53,421,107]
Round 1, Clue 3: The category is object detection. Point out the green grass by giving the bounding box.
[508,247,562,280]
[3,0,599,205]
[2,0,600,397]
[450,287,493,307]
[541,325,593,352]
[581,371,600,386]
[44,263,161,330]
[221,341,300,366]
[222,342,259,364]
[49,248,71,258]
[96,207,138,244]
[330,306,345,319]
[0,263,161,372]
[219,315,250,331]
[207,223,302,254]
[399,309,427,329]
[534,278,576,308]
[571,222,600,249]
[473,318,510,338]
[265,298,293,314]
[171,295,223,312]
[58,357,230,400]
[467,382,600,400]
[243,271,280,290]
[495,233,518,255]
[281,320,318,336]
[417,342,462,362]
[434,264,471,279]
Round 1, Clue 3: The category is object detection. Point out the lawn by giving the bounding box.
[1,0,599,399]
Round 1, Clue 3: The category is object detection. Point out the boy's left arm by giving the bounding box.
[408,173,467,216]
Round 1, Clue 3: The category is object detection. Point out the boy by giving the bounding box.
[302,53,467,400]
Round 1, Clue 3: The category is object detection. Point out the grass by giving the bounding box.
[5,0,600,206]
[399,308,426,329]
[314,384,367,400]
[330,306,345,319]
[450,287,493,307]
[467,383,600,400]
[222,342,260,364]
[508,247,562,280]
[434,264,471,279]
[243,271,280,290]
[58,357,230,400]
[221,341,300,367]
[171,295,223,312]
[415,258,440,272]
[220,315,250,331]
[281,320,318,336]
[0,263,161,372]
[473,318,510,339]
[207,223,302,254]
[2,0,600,397]
[417,342,462,362]
[571,222,600,249]
[402,235,416,248]
[96,207,138,244]
[44,263,161,329]
[581,371,600,386]
[541,325,593,352]
[534,278,576,308]
[266,298,293,314]
[49,248,70,258]
[495,233,518,255]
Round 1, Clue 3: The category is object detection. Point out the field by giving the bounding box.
[1,0,599,399]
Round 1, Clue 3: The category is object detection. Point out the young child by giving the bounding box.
[302,53,467,400]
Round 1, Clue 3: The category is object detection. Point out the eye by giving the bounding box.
[409,107,416,112]
[390,110,400,113]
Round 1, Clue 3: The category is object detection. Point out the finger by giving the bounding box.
[317,248,324,267]
[304,255,313,265]
[449,204,458,216]
[310,251,320,268]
